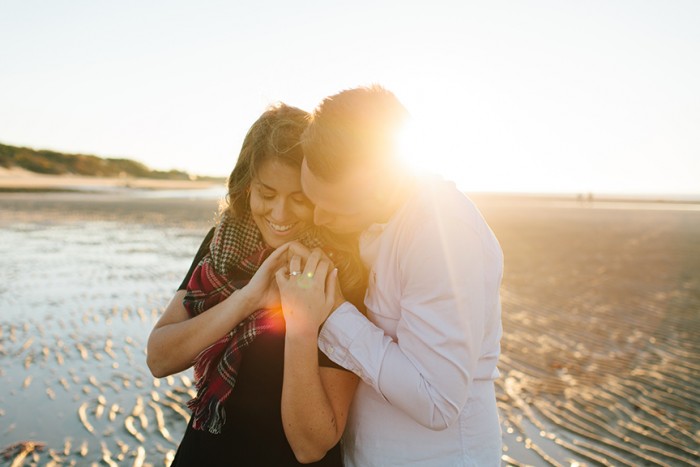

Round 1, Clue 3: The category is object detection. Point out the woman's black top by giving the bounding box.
[170,228,345,467]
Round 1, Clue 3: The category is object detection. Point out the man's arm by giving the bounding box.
[318,216,500,430]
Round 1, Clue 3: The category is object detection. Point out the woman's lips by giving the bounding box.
[266,219,298,236]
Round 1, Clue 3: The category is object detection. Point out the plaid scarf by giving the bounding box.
[183,211,323,434]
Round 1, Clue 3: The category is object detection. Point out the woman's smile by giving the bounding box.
[266,219,298,234]
[249,159,313,248]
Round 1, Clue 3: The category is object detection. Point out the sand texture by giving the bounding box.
[0,192,698,466]
[477,196,700,466]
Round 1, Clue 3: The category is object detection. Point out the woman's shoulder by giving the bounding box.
[177,227,216,291]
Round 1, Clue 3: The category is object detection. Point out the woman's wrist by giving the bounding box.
[284,321,321,341]
[231,286,258,314]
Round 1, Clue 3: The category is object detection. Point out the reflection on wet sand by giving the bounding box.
[1,193,698,466]
[477,196,700,466]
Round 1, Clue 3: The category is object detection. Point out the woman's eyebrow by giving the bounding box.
[256,180,305,196]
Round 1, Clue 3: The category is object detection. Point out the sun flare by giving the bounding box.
[396,118,436,174]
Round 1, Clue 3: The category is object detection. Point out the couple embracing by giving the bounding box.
[147,85,503,466]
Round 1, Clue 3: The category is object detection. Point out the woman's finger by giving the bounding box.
[286,242,311,262]
[303,248,323,278]
[325,268,339,308]
[314,259,331,292]
[289,255,303,276]
[267,243,291,262]
[317,248,335,265]
[258,244,290,274]
[312,247,332,263]
[274,266,288,287]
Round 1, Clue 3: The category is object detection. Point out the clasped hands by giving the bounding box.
[243,241,345,335]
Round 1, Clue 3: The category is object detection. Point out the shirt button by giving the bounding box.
[326,345,334,355]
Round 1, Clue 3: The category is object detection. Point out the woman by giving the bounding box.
[147,103,365,466]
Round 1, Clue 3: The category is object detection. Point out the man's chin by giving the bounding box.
[334,230,363,241]
[326,225,360,236]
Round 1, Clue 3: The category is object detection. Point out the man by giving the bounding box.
[299,85,503,466]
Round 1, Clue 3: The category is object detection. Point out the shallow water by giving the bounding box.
[1,192,698,466]
[1,194,217,465]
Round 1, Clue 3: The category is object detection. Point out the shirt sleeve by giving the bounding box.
[318,213,497,430]
[177,228,215,291]
[318,347,348,371]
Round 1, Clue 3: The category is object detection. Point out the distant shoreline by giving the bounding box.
[1,168,698,207]
[468,192,700,205]
[0,167,225,193]
[468,193,700,213]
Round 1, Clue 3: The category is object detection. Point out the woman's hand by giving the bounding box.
[277,245,359,462]
[239,244,291,312]
[147,243,297,378]
[283,242,347,311]
[275,248,338,336]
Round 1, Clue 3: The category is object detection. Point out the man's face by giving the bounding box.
[300,159,382,235]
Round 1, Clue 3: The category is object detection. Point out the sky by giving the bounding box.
[1,0,698,194]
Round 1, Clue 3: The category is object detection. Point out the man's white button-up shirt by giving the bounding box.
[318,175,504,466]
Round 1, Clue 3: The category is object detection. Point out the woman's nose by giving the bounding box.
[270,198,289,221]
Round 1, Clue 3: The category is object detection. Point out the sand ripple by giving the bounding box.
[481,197,700,466]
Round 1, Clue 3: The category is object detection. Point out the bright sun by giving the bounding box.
[394,110,507,194]
[395,116,477,192]
[395,118,437,174]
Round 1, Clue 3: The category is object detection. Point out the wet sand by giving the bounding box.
[477,195,700,466]
[1,192,698,466]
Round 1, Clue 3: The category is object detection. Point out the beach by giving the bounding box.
[0,188,698,466]
[478,195,700,466]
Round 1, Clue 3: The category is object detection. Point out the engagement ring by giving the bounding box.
[289,271,302,276]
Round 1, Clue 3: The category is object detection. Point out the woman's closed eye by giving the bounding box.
[258,187,276,200]
[291,194,312,206]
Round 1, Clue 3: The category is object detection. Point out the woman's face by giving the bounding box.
[249,159,314,248]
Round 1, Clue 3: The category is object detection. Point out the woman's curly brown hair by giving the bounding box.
[222,103,367,310]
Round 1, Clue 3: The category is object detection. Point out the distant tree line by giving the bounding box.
[0,142,222,181]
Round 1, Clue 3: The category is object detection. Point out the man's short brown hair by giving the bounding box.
[301,85,409,182]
